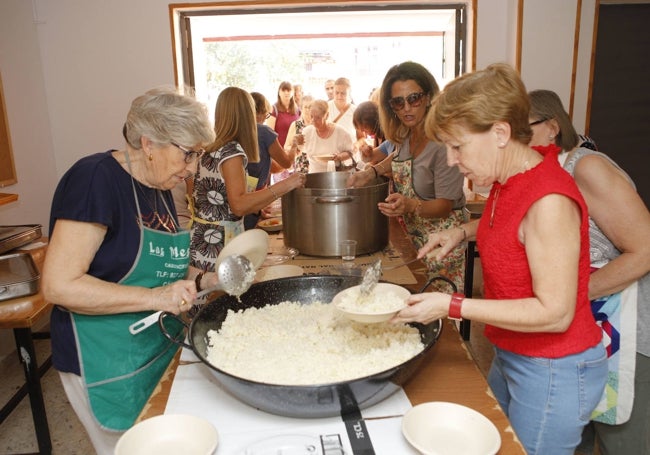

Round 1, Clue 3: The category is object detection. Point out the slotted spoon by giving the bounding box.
[129,255,254,335]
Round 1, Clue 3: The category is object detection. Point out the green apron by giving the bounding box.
[392,153,466,292]
[71,162,187,431]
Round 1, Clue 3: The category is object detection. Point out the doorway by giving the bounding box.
[172,3,467,111]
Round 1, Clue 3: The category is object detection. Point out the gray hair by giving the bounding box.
[528,89,579,151]
[123,86,215,150]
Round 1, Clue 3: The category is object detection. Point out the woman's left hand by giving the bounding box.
[391,292,451,325]
[378,192,410,217]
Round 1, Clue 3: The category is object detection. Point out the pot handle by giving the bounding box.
[158,311,192,349]
[314,196,354,204]
[418,275,457,294]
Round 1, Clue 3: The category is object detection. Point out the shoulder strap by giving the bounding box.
[332,105,349,124]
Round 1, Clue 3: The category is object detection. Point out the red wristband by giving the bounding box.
[449,293,465,321]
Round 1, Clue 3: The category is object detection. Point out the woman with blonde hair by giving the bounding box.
[189,87,305,271]
[395,64,607,454]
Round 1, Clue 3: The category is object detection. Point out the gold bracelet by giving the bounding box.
[414,199,423,216]
[269,186,280,200]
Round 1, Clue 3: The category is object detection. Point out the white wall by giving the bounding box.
[475,0,519,69]
[0,0,58,231]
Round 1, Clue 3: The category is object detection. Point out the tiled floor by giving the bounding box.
[0,337,94,454]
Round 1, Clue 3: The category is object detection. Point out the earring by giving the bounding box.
[498,142,505,147]
[549,135,555,141]
[148,154,153,161]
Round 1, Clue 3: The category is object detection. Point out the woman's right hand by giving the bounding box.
[282,172,307,192]
[346,167,374,188]
[149,279,197,315]
[358,143,374,160]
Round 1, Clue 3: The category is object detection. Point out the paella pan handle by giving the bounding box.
[314,196,354,204]
[418,275,458,294]
[158,312,192,349]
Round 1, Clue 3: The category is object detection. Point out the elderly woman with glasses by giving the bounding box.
[348,61,466,292]
[42,86,221,454]
[188,87,305,271]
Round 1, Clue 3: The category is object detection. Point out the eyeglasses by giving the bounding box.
[529,118,546,126]
[171,142,205,163]
[388,92,427,111]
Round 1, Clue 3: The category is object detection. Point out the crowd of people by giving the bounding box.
[42,62,648,455]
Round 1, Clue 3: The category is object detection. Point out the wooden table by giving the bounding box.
[139,219,524,454]
[0,240,52,455]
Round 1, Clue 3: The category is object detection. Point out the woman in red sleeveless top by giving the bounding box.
[393,64,607,455]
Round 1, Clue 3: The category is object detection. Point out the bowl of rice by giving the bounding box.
[332,282,410,323]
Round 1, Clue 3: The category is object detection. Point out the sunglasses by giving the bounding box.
[171,142,205,163]
[388,92,427,111]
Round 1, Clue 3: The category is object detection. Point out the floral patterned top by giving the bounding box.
[189,141,247,271]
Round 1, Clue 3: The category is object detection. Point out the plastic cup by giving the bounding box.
[340,240,357,263]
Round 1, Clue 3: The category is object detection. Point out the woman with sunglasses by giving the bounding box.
[42,87,219,454]
[348,61,466,292]
[189,87,305,271]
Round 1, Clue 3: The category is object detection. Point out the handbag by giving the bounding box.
[590,280,638,424]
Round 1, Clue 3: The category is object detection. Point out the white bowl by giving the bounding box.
[216,229,269,270]
[255,264,304,282]
[402,402,500,455]
[332,282,410,323]
[115,414,218,455]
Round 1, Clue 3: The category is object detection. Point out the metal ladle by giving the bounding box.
[128,254,255,335]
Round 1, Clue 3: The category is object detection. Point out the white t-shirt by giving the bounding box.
[302,124,354,173]
[327,100,357,143]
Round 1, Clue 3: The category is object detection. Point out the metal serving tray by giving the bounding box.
[0,252,41,302]
[0,224,42,254]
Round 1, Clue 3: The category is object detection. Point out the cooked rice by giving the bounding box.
[205,301,424,385]
[336,286,405,313]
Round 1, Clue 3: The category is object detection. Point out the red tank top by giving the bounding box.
[479,146,602,357]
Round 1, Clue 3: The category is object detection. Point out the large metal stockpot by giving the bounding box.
[160,275,443,418]
[282,172,389,256]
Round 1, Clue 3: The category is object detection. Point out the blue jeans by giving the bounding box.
[488,343,607,455]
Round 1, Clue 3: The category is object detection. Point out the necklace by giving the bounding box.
[135,181,177,233]
[489,186,501,228]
